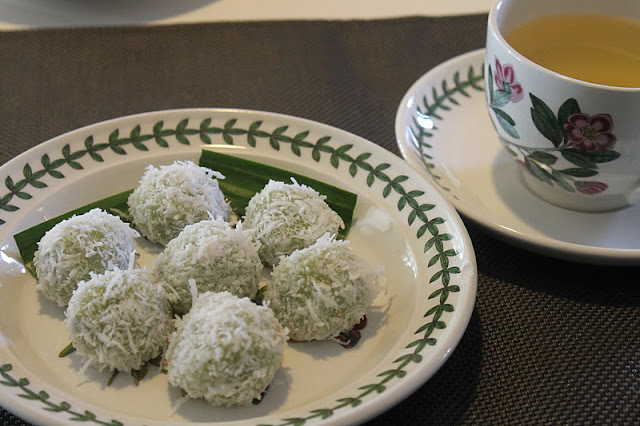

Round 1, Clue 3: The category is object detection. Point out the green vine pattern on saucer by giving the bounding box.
[487,58,621,195]
[410,63,485,196]
[0,117,462,425]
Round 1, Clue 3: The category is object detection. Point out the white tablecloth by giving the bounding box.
[0,0,494,30]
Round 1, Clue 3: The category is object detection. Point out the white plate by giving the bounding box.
[0,109,477,425]
[396,49,640,266]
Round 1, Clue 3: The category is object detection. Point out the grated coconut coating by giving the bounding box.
[65,267,173,374]
[265,233,380,341]
[166,291,288,406]
[127,161,229,245]
[34,208,139,308]
[243,179,344,266]
[154,218,262,315]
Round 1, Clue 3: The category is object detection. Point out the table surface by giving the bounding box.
[0,4,639,426]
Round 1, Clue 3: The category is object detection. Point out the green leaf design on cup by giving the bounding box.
[502,95,620,195]
[530,94,566,147]
[486,58,523,139]
[492,106,519,138]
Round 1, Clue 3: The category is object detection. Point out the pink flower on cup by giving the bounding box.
[575,181,608,195]
[564,113,616,152]
[494,57,524,102]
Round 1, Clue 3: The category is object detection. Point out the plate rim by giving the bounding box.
[395,48,640,265]
[0,107,478,425]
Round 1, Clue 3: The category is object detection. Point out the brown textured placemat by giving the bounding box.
[1,15,639,426]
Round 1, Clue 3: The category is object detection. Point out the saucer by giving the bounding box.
[395,49,640,266]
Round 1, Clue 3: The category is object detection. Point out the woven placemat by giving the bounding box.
[1,15,639,425]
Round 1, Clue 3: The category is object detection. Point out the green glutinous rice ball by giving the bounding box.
[154,218,262,315]
[243,179,344,266]
[34,208,139,308]
[265,233,380,341]
[166,291,288,406]
[127,161,229,245]
[65,267,173,374]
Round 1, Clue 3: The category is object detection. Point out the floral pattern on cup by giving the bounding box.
[494,57,524,103]
[498,93,620,195]
[486,55,624,197]
[575,181,608,195]
[564,113,617,152]
[486,58,522,139]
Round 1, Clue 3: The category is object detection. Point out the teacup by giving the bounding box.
[485,0,640,212]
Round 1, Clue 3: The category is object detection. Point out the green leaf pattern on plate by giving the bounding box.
[0,364,122,426]
[0,117,462,425]
[410,63,485,197]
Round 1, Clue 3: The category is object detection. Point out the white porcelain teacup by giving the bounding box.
[485,0,640,212]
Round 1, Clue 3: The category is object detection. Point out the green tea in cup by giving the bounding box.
[505,13,640,88]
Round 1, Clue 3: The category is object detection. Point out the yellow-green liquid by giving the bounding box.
[505,13,640,87]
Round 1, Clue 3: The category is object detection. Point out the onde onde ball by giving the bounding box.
[66,267,173,374]
[265,233,380,341]
[243,179,343,266]
[34,208,139,308]
[166,291,288,406]
[154,218,262,315]
[127,161,229,245]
